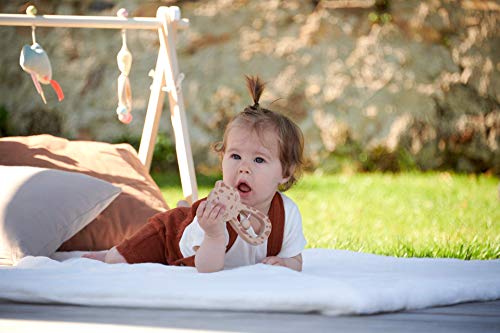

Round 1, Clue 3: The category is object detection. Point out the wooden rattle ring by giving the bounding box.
[206,181,272,245]
[228,207,272,246]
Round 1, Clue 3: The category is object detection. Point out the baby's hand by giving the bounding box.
[196,200,226,238]
[261,256,286,267]
[262,254,303,271]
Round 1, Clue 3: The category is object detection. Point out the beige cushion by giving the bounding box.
[0,135,169,251]
[0,166,121,265]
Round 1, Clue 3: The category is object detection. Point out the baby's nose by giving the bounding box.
[238,163,251,174]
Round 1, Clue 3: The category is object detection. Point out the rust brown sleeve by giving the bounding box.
[116,214,169,264]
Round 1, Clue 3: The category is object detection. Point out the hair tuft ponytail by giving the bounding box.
[245,75,265,108]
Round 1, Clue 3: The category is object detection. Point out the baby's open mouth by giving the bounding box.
[237,181,252,193]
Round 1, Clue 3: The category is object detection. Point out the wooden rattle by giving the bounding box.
[206,181,272,246]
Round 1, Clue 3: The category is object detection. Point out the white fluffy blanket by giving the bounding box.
[0,249,499,316]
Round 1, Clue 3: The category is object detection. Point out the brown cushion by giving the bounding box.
[0,134,169,251]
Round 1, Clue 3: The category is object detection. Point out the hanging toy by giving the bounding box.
[19,5,64,104]
[116,8,133,124]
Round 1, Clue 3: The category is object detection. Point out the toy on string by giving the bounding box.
[19,5,64,104]
[116,8,133,124]
[206,181,272,245]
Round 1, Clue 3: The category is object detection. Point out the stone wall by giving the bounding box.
[0,0,498,174]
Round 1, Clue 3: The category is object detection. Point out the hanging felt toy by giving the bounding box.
[19,6,64,104]
[116,8,133,124]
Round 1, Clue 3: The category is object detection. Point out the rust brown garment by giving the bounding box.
[116,192,285,266]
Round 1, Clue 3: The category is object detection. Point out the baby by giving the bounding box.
[84,75,306,272]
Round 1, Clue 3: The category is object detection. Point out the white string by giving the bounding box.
[31,26,36,44]
[121,29,127,49]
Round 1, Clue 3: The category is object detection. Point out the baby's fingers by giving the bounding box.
[262,256,283,266]
[208,203,226,221]
[196,201,207,218]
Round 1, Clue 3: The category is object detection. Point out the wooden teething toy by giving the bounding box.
[206,181,272,246]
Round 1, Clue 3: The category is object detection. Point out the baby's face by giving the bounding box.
[221,126,288,214]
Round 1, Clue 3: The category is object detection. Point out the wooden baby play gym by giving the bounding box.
[0,5,198,203]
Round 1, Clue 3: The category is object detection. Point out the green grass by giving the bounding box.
[152,171,500,260]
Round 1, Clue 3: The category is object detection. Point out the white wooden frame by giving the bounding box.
[0,6,198,202]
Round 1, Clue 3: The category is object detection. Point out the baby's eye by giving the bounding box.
[231,153,241,160]
[254,157,265,163]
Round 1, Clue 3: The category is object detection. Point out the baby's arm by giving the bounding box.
[194,200,227,273]
[262,253,303,272]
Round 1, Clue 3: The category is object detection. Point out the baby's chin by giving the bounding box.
[238,195,253,206]
[238,191,252,201]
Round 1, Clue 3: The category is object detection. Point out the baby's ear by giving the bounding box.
[281,165,295,184]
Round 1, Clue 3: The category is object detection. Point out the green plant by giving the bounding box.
[368,0,392,25]
[22,108,64,136]
[151,133,177,172]
[0,105,10,137]
[112,132,178,172]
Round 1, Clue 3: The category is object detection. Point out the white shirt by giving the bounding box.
[179,192,307,269]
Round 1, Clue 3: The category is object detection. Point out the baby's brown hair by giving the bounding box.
[214,75,304,191]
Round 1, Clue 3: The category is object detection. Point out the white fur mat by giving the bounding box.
[0,248,499,316]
